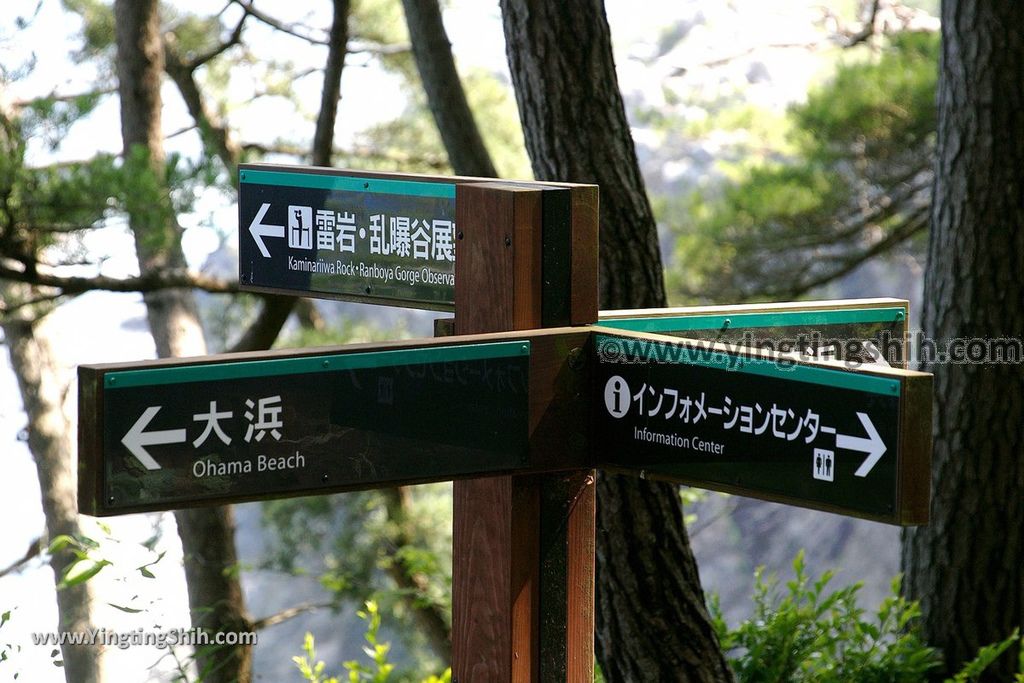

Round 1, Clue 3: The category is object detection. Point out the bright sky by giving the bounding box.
[0,1,852,679]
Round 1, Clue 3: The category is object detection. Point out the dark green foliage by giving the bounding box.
[795,31,938,162]
[669,31,939,303]
[712,551,1022,683]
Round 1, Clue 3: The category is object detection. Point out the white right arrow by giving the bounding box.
[836,412,887,477]
[121,406,187,471]
[248,202,284,258]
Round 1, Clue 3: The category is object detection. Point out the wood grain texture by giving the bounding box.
[452,182,597,682]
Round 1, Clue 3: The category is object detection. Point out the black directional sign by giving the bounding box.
[79,340,530,515]
[238,164,457,310]
[591,330,931,524]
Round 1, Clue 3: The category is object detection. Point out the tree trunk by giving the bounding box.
[2,294,104,683]
[498,2,732,681]
[901,1,1024,679]
[401,0,498,178]
[312,0,350,168]
[114,2,253,681]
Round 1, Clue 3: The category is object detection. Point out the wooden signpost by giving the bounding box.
[78,166,933,682]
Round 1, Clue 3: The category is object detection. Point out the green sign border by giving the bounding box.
[598,307,905,334]
[105,341,530,389]
[240,169,456,199]
[595,333,899,397]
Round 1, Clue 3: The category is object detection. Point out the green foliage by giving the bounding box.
[47,533,112,590]
[294,602,451,683]
[62,0,115,62]
[713,551,1023,682]
[945,630,1021,683]
[794,31,938,163]
[0,606,21,677]
[713,551,941,682]
[262,484,452,669]
[20,92,104,151]
[667,30,940,303]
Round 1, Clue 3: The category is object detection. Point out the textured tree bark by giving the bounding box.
[312,0,350,168]
[2,294,103,683]
[901,1,1024,679]
[499,2,732,680]
[114,2,253,681]
[401,0,498,178]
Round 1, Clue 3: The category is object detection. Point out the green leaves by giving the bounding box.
[667,30,940,303]
[712,551,1022,682]
[57,558,111,590]
[294,602,450,683]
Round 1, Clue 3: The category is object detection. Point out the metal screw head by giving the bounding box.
[321,474,329,483]
[567,347,585,370]
[504,235,512,247]
[365,286,372,294]
[457,231,464,240]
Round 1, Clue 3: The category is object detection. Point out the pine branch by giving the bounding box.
[0,536,43,578]
[0,262,236,295]
[252,601,335,631]
[230,0,328,45]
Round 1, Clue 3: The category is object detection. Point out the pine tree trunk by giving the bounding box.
[901,1,1024,679]
[114,2,253,681]
[312,0,350,169]
[2,295,104,683]
[401,0,498,178]
[498,2,732,680]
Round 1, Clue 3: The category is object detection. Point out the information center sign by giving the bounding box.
[238,164,457,309]
[79,340,530,515]
[593,331,931,523]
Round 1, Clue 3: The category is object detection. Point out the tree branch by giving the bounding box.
[226,295,295,353]
[843,0,882,47]
[11,87,117,110]
[252,600,335,631]
[782,204,928,299]
[230,0,328,45]
[179,14,247,70]
[0,536,43,578]
[0,262,236,295]
[164,41,242,181]
[379,486,451,659]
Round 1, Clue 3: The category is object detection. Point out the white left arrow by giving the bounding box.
[121,406,187,471]
[248,202,284,258]
[836,412,887,477]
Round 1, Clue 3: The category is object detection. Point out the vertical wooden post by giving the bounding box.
[451,182,598,682]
